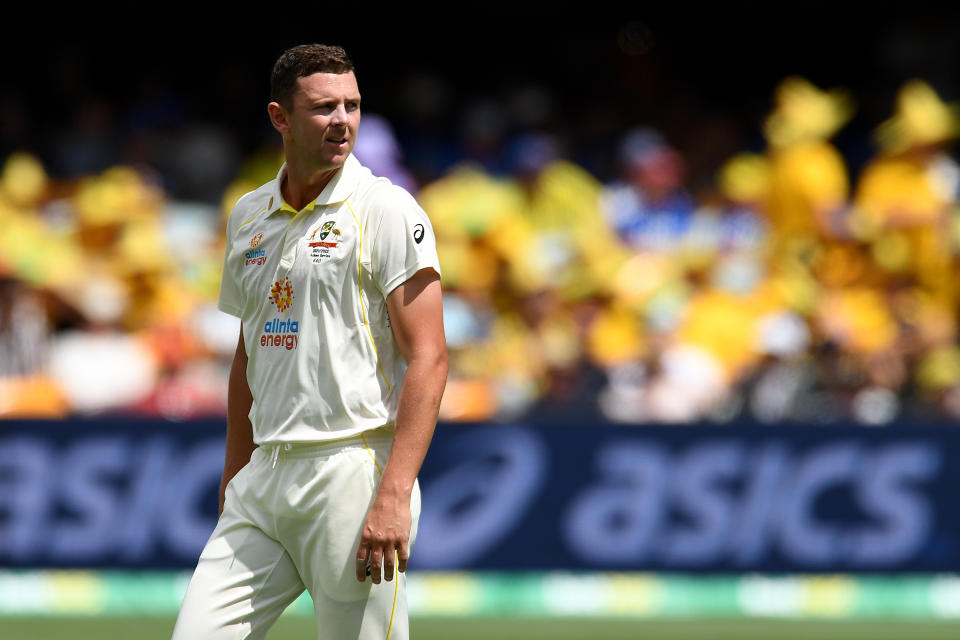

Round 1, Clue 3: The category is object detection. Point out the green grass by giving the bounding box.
[3,616,960,640]
[415,618,960,639]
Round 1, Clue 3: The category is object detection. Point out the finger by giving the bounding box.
[370,547,383,584]
[383,548,395,582]
[355,542,370,582]
[398,543,409,574]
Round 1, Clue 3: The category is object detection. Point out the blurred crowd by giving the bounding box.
[1,77,958,425]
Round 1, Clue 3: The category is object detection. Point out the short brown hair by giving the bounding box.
[270,44,355,110]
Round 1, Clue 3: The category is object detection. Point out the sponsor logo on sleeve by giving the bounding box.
[413,223,425,244]
[244,232,266,266]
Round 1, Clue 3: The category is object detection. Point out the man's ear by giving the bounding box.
[268,102,289,134]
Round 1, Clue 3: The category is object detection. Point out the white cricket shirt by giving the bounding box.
[218,155,441,444]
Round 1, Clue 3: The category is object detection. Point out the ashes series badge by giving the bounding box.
[308,221,341,263]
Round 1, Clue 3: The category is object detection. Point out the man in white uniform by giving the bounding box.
[172,44,448,640]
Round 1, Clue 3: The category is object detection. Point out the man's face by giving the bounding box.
[282,71,361,171]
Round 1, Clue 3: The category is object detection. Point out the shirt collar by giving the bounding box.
[267,154,362,216]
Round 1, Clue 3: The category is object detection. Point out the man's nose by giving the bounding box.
[331,104,348,124]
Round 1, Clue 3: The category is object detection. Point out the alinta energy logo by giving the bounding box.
[262,277,298,350]
[245,232,266,266]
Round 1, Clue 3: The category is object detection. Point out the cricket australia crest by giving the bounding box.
[308,220,342,263]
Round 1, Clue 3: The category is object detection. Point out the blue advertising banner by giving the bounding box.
[415,423,960,573]
[1,419,958,572]
[0,419,225,568]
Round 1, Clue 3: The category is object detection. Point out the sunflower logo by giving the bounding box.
[250,232,264,248]
[268,278,294,313]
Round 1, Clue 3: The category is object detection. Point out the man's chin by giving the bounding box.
[329,148,353,164]
[315,153,349,173]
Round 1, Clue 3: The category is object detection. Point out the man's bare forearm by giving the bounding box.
[357,346,446,583]
[356,270,446,583]
[378,272,448,498]
[220,326,256,515]
[378,349,448,498]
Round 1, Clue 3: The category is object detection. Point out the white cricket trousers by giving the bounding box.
[172,428,420,640]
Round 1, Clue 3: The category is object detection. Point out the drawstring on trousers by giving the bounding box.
[268,443,293,468]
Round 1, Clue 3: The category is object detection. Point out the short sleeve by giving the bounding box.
[369,187,442,297]
[217,208,245,317]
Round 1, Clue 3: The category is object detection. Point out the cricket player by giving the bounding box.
[171,44,448,640]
